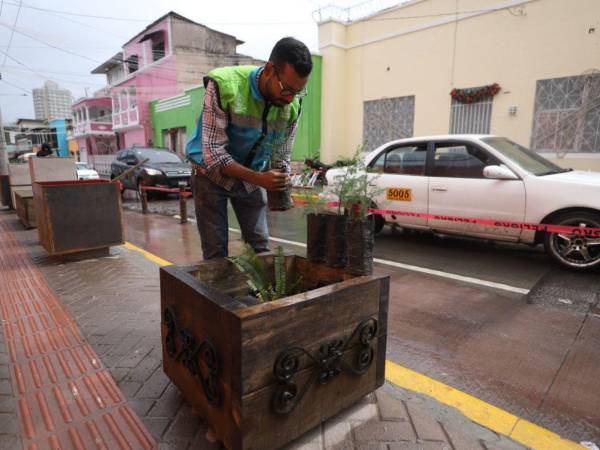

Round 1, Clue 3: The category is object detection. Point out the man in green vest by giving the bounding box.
[186,37,312,259]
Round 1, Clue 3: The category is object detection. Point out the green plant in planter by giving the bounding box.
[318,149,364,267]
[228,245,301,302]
[329,148,383,275]
[340,157,384,221]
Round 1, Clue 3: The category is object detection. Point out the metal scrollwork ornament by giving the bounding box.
[163,306,223,407]
[271,318,378,415]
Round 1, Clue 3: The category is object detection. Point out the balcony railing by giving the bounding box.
[112,107,140,130]
[73,119,114,137]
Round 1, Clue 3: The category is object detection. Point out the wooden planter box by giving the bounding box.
[13,187,35,228]
[160,255,389,450]
[33,179,123,255]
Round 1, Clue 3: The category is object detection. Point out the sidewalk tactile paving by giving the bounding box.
[0,219,157,450]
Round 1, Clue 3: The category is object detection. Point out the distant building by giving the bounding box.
[71,90,116,173]
[14,118,55,154]
[47,118,73,157]
[32,81,73,120]
[90,11,264,151]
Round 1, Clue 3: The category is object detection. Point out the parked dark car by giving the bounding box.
[110,147,192,198]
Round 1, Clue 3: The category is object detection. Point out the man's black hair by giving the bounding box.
[269,37,312,77]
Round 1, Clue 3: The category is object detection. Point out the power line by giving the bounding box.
[0,21,99,63]
[32,2,129,41]
[1,0,151,22]
[1,0,22,68]
[0,78,29,94]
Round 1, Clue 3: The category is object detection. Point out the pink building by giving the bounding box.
[71,93,117,171]
[90,11,262,151]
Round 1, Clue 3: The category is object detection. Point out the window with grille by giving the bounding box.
[531,74,600,153]
[449,95,493,134]
[363,96,414,151]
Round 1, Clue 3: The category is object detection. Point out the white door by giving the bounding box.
[368,143,429,228]
[427,141,526,241]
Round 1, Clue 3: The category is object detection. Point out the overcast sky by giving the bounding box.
[0,0,343,123]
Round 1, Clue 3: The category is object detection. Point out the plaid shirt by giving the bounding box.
[196,73,299,192]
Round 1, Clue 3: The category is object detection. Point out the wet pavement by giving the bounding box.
[0,208,531,450]
[120,199,600,444]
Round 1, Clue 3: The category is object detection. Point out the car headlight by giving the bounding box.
[145,168,162,176]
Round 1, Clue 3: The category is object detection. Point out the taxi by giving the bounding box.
[324,135,600,271]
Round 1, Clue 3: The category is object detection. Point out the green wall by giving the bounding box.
[150,54,322,161]
[292,54,322,161]
[151,86,205,148]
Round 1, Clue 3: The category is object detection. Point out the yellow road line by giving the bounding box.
[385,361,584,450]
[123,242,172,266]
[122,242,584,450]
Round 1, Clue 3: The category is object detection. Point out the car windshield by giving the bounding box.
[76,163,89,170]
[481,137,570,176]
[135,148,183,164]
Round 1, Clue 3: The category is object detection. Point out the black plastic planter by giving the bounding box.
[306,213,326,262]
[325,213,348,268]
[267,188,293,211]
[346,215,375,276]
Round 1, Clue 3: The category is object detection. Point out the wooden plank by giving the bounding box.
[33,182,53,253]
[33,181,123,255]
[14,188,36,229]
[160,266,243,450]
[29,157,77,183]
[8,163,31,185]
[240,339,384,450]
[239,275,386,395]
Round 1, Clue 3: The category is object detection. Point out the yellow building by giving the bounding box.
[318,0,600,170]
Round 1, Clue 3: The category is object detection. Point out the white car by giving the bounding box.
[76,162,100,180]
[325,135,600,271]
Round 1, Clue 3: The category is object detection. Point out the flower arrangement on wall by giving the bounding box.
[450,83,501,104]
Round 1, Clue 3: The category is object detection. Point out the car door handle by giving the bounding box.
[431,187,447,192]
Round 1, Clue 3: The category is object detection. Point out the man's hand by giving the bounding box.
[255,170,290,191]
[221,162,290,191]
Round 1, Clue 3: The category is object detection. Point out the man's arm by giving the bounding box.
[202,80,288,191]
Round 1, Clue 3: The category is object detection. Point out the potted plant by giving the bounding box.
[321,150,366,268]
[340,158,383,276]
[228,244,302,303]
[295,183,329,263]
[266,145,294,211]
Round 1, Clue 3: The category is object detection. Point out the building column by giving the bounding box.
[318,21,349,164]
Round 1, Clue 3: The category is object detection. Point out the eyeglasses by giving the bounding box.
[273,67,308,98]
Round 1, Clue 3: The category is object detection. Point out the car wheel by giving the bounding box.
[544,211,600,271]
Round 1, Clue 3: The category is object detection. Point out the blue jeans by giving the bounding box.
[193,172,270,259]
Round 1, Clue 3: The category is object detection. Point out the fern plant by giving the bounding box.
[228,245,301,302]
[328,146,383,219]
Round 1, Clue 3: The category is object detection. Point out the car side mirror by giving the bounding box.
[483,165,518,180]
[126,159,137,166]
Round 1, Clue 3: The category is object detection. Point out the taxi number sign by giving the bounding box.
[386,188,412,201]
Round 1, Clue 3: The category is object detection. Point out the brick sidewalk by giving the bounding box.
[0,210,527,450]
